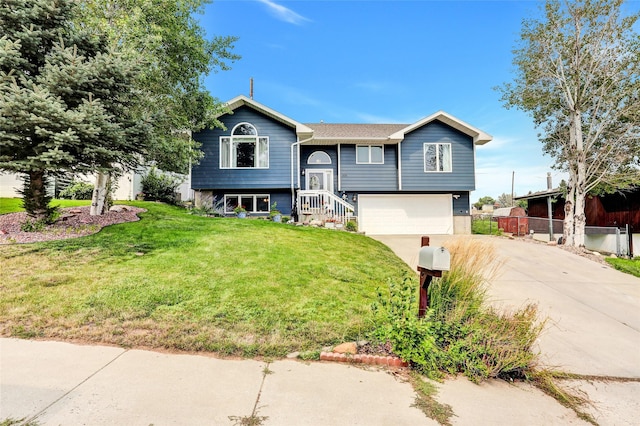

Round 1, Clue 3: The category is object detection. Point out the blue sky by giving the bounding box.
[199,0,638,202]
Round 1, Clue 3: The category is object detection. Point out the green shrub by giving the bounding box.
[140,168,182,204]
[372,276,442,376]
[345,220,358,232]
[20,218,47,232]
[59,180,94,200]
[372,238,543,383]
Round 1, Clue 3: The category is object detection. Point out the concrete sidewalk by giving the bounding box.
[1,338,430,425]
[1,338,588,426]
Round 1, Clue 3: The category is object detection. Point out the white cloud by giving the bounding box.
[256,0,310,25]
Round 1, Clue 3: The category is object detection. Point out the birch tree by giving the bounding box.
[78,0,239,214]
[499,0,640,246]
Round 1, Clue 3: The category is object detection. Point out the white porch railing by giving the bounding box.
[297,190,355,225]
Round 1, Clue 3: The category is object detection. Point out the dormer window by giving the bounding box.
[220,122,269,168]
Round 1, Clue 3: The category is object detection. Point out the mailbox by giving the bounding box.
[418,246,450,272]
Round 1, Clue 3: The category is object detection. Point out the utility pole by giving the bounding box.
[511,171,515,206]
[547,172,554,241]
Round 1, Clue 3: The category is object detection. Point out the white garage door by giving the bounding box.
[358,194,453,235]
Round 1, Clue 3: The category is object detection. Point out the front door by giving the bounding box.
[306,169,334,193]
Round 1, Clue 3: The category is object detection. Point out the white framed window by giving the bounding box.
[224,194,270,214]
[356,145,384,164]
[423,143,452,172]
[220,122,269,169]
[307,151,332,164]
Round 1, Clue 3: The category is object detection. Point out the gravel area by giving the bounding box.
[0,205,145,244]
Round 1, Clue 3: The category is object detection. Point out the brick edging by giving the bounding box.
[319,351,408,367]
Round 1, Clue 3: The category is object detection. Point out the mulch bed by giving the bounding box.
[0,205,145,245]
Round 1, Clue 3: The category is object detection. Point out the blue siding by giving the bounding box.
[401,121,475,191]
[192,106,296,190]
[340,145,398,191]
[453,192,471,216]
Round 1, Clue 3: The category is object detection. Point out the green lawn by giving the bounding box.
[0,197,91,214]
[0,200,413,357]
[606,256,640,278]
[471,218,502,235]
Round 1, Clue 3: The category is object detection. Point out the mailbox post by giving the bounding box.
[417,237,450,318]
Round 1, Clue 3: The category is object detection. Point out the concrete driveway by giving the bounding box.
[372,234,640,425]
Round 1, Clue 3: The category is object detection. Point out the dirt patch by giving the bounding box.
[0,205,145,244]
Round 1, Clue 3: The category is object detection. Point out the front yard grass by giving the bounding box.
[471,218,502,235]
[0,197,90,214]
[0,201,412,357]
[606,256,640,278]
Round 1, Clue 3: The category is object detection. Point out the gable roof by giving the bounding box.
[390,111,493,145]
[222,95,314,138]
[219,96,492,146]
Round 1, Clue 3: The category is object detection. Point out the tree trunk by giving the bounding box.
[572,109,587,247]
[90,172,110,216]
[563,176,575,246]
[25,170,48,221]
[574,158,588,247]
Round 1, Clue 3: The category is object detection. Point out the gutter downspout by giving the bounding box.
[291,136,314,212]
[398,141,403,190]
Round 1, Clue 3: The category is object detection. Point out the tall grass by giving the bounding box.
[373,238,543,383]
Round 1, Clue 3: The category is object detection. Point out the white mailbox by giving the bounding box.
[418,246,450,271]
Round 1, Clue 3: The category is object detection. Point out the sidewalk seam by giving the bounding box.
[251,362,270,416]
[25,348,129,424]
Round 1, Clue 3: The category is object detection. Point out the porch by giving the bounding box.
[297,190,355,226]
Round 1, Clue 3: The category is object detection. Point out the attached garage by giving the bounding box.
[358,194,454,235]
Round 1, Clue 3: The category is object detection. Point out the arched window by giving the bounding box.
[232,123,257,136]
[307,151,332,165]
[220,122,269,168]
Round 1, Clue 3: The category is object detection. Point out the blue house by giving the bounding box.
[191,95,492,235]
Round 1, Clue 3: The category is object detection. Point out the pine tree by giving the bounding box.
[0,0,151,220]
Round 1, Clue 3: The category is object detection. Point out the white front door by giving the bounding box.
[306,169,334,193]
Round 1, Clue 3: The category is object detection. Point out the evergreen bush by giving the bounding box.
[140,168,182,204]
[59,181,94,200]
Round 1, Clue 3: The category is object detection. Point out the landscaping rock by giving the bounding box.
[333,342,357,354]
[286,352,300,359]
[59,213,76,221]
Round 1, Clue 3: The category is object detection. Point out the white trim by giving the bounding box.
[307,150,332,165]
[337,144,342,191]
[219,129,269,169]
[423,143,452,173]
[391,111,492,145]
[223,95,314,138]
[231,122,258,135]
[355,145,384,164]
[398,143,402,190]
[305,169,334,193]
